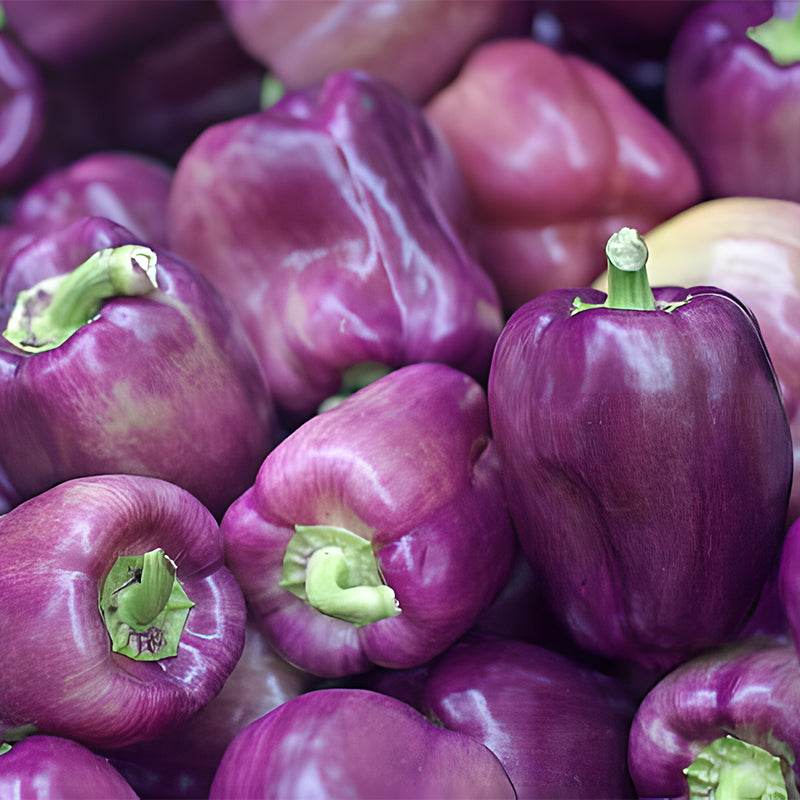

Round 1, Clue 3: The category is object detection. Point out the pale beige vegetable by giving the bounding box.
[594,196,800,528]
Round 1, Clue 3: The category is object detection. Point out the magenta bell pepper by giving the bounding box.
[424,38,702,312]
[0,735,137,799]
[0,474,246,750]
[217,0,535,104]
[209,688,516,800]
[666,1,800,201]
[106,617,313,800]
[628,635,800,799]
[487,228,793,672]
[221,362,516,678]
[0,151,174,281]
[167,69,503,421]
[420,635,637,799]
[0,215,277,519]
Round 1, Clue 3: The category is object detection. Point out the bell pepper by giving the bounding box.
[221,362,516,678]
[0,473,246,750]
[209,687,516,799]
[105,617,313,799]
[0,735,137,799]
[0,215,277,519]
[780,514,800,659]
[423,38,702,312]
[216,0,535,105]
[167,69,504,421]
[592,197,800,527]
[420,635,637,799]
[0,151,174,282]
[628,635,800,799]
[666,1,800,201]
[487,227,793,672]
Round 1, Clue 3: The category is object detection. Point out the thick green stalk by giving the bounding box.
[747,5,800,67]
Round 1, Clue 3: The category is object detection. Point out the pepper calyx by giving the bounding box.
[280,524,401,626]
[747,4,800,67]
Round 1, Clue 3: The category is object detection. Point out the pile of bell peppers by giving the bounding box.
[1,1,800,798]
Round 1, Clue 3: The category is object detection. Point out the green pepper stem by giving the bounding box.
[99,548,195,662]
[2,245,159,353]
[305,546,400,626]
[604,227,656,311]
[114,548,177,629]
[280,524,401,627]
[684,735,789,800]
[747,4,800,67]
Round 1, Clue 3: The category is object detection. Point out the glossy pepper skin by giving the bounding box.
[628,635,800,799]
[0,151,174,280]
[167,69,503,422]
[0,474,246,750]
[0,735,137,799]
[666,1,800,201]
[221,362,516,678]
[487,229,793,673]
[0,215,277,519]
[424,39,702,312]
[420,636,637,799]
[209,688,516,800]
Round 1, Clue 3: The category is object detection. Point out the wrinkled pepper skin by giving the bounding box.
[424,39,702,312]
[0,216,277,519]
[420,636,637,799]
[221,362,516,678]
[167,70,503,421]
[209,688,517,800]
[488,281,792,672]
[0,474,246,750]
[0,735,138,799]
[627,635,800,799]
[666,1,800,201]
[217,0,535,105]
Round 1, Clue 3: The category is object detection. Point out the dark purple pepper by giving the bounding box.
[488,228,792,672]
[666,0,800,200]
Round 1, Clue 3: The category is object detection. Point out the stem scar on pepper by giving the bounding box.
[571,227,688,315]
[98,548,195,661]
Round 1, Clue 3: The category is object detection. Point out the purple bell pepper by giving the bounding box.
[420,636,637,799]
[0,474,246,750]
[106,617,313,799]
[167,69,504,421]
[0,151,174,281]
[487,227,793,672]
[423,38,702,312]
[628,634,800,799]
[209,687,516,799]
[221,362,516,678]
[217,0,535,104]
[0,735,137,799]
[0,215,277,519]
[780,514,800,657]
[666,1,800,201]
[0,31,45,191]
